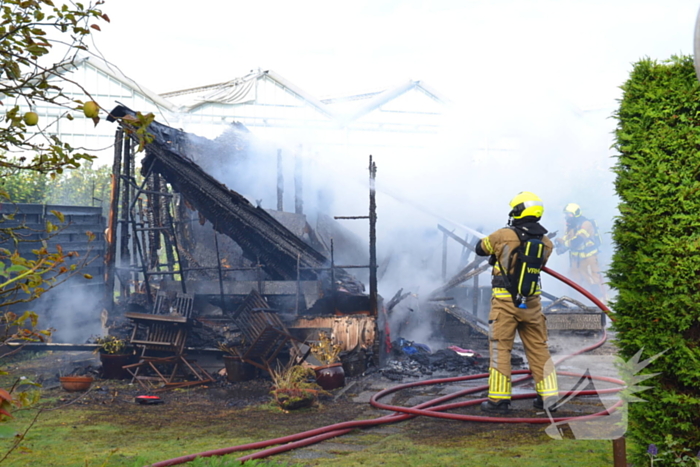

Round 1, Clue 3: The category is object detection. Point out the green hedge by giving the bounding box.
[611,55,700,464]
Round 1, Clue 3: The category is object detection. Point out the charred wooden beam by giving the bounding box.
[107,105,363,288]
[141,142,327,281]
[429,257,489,298]
[386,288,411,312]
[437,224,476,252]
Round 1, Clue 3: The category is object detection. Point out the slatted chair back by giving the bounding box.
[152,291,168,315]
[173,293,195,318]
[124,291,212,390]
[233,289,300,371]
[126,291,195,356]
[143,322,187,353]
[233,290,281,344]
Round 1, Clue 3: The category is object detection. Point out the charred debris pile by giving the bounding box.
[105,105,384,377]
[103,106,596,383]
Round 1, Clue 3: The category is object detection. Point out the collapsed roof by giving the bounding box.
[108,105,360,287]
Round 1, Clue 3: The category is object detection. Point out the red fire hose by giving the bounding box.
[148,267,621,467]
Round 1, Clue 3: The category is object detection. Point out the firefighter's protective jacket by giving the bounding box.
[475,223,553,301]
[562,217,598,259]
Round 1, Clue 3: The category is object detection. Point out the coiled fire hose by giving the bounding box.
[148,266,622,467]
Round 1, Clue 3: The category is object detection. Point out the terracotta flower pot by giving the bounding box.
[314,362,345,390]
[59,376,94,392]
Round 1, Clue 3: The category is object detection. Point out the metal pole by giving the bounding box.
[277,148,284,211]
[369,155,378,317]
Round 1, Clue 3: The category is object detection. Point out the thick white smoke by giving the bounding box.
[168,82,620,350]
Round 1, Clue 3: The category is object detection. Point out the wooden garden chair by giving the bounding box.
[233,289,307,373]
[123,291,213,390]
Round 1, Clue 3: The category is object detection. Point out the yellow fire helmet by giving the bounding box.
[563,203,582,218]
[509,191,544,219]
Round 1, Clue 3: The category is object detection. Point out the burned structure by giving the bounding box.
[104,106,380,379]
[99,104,605,389]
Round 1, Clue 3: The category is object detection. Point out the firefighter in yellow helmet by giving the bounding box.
[475,192,559,412]
[555,203,608,303]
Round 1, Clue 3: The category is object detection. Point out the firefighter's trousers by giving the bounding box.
[487,297,558,402]
[569,254,608,302]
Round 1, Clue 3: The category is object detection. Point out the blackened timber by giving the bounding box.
[213,230,226,312]
[369,156,377,316]
[141,143,328,281]
[437,224,476,252]
[119,136,132,297]
[429,257,490,298]
[105,128,123,308]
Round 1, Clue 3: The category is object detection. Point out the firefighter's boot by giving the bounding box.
[533,395,558,412]
[480,399,511,413]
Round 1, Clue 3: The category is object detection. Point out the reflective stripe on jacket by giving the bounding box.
[563,219,598,258]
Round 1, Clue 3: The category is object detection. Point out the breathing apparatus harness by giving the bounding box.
[491,216,547,309]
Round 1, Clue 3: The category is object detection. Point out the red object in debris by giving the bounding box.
[135,395,163,405]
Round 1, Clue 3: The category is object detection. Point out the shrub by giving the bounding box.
[610,55,700,465]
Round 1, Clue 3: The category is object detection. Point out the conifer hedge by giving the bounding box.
[611,55,700,464]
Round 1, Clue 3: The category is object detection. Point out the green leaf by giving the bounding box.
[6,264,27,274]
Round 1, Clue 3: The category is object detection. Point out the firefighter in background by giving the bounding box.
[555,203,609,303]
[475,192,559,412]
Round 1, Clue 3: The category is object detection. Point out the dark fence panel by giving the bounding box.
[0,203,106,342]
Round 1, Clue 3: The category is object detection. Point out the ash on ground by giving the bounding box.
[379,340,514,381]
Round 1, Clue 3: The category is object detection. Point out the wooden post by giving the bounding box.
[612,437,626,467]
[369,155,377,317]
[104,128,123,310]
[119,136,131,297]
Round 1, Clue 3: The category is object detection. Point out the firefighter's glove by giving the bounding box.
[554,239,567,256]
